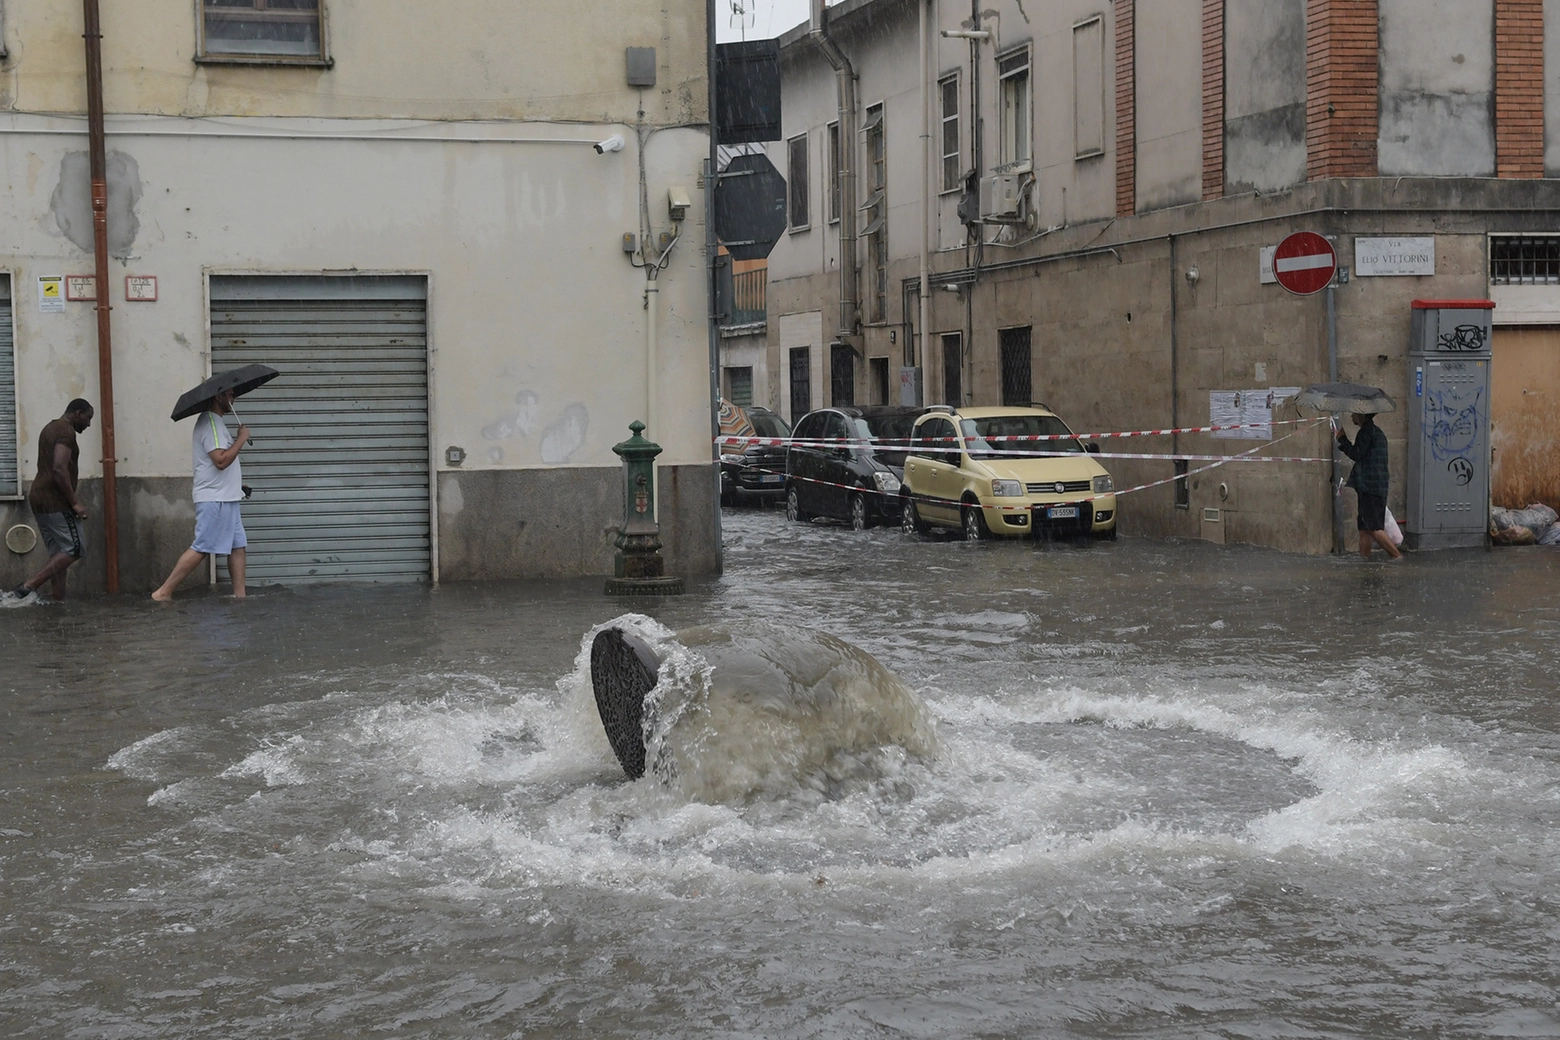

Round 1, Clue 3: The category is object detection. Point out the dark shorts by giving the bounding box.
[36,511,85,559]
[1356,491,1387,532]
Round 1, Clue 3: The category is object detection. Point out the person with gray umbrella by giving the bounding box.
[152,366,276,601]
[1335,409,1403,562]
[1296,382,1403,561]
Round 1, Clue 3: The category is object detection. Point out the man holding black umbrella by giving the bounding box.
[1337,412,1403,561]
[152,388,251,600]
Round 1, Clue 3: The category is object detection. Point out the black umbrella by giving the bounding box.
[170,364,279,421]
[1294,382,1396,414]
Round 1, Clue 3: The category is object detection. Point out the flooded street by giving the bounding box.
[4,510,1560,1038]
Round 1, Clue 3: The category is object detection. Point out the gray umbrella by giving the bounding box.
[1294,382,1396,414]
[170,364,279,421]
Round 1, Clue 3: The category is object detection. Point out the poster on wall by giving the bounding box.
[1211,387,1303,440]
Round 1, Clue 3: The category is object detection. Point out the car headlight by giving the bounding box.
[872,471,901,493]
[991,479,1023,497]
[720,453,745,465]
[1093,474,1114,493]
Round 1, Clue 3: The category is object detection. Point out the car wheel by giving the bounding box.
[849,493,868,532]
[962,503,989,541]
[901,496,927,536]
[786,484,810,523]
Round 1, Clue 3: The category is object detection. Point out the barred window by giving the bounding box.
[201,0,325,62]
[1490,235,1560,285]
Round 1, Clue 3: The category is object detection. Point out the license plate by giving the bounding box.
[760,474,784,483]
[1046,505,1078,519]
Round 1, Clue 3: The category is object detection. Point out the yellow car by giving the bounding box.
[899,405,1118,540]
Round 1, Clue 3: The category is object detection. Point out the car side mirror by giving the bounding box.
[1085,442,1100,454]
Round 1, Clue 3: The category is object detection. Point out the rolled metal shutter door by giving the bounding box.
[209,275,430,583]
[0,278,15,496]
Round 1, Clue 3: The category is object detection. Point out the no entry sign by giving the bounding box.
[1273,232,1337,296]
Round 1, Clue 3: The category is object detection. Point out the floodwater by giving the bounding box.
[3,509,1560,1038]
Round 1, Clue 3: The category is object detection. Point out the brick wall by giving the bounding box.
[1495,0,1544,178]
[1115,0,1136,215]
[1202,0,1224,200]
[1305,0,1378,179]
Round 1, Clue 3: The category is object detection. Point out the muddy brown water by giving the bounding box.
[3,510,1559,1037]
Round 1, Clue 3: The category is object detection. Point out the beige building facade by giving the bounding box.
[758,0,1560,553]
[1,0,717,593]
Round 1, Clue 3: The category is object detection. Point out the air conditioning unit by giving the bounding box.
[979,174,1024,223]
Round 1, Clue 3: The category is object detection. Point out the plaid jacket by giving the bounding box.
[1339,421,1390,497]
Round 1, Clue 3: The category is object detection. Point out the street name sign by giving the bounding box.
[1273,232,1336,296]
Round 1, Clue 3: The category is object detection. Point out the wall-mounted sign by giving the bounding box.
[1355,236,1434,277]
[37,276,64,312]
[125,275,158,301]
[1273,232,1337,296]
[65,275,97,301]
[1259,245,1277,284]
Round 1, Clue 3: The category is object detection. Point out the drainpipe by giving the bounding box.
[82,0,119,594]
[810,0,858,344]
[917,0,931,398]
[707,0,722,572]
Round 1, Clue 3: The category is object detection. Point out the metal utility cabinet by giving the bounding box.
[1405,299,1493,549]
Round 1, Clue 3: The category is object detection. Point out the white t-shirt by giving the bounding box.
[192,411,243,503]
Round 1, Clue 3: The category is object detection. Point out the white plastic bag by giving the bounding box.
[1384,507,1404,546]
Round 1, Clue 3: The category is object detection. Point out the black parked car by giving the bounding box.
[785,407,920,530]
[720,406,792,505]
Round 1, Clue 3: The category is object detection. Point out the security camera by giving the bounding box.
[594,134,625,154]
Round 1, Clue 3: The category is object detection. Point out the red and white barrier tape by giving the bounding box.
[717,417,1317,451]
[729,419,1329,513]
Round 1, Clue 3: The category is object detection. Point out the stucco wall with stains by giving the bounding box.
[1378,0,1496,177]
[0,0,716,589]
[1223,0,1307,195]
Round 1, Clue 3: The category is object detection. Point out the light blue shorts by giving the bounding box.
[192,501,247,555]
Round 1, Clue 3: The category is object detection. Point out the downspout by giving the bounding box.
[810,0,858,344]
[82,0,119,594]
[707,0,722,571]
[918,0,931,402]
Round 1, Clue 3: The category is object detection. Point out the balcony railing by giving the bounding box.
[718,265,767,327]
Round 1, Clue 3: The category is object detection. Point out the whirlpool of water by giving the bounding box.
[3,510,1559,1038]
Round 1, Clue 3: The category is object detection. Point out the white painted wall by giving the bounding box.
[1,115,712,483]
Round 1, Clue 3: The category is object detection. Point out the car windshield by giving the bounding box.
[959,415,1084,459]
[751,413,791,438]
[853,413,916,466]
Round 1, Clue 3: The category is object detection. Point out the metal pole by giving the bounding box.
[83,0,119,593]
[1327,281,1344,553]
[1169,234,1179,458]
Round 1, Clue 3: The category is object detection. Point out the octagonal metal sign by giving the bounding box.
[715,153,787,261]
